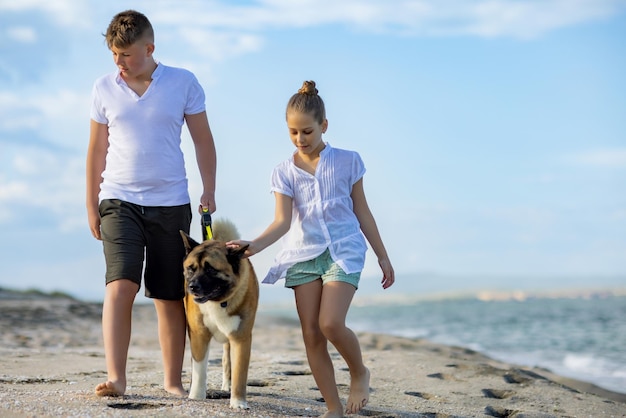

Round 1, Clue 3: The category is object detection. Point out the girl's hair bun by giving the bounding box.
[287,80,326,123]
[298,80,318,96]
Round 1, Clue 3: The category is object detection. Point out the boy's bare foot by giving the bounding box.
[164,384,188,397]
[320,409,344,418]
[95,380,125,397]
[345,367,370,414]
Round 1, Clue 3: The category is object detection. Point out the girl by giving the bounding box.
[228,80,394,417]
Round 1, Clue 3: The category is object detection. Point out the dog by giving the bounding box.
[180,219,259,409]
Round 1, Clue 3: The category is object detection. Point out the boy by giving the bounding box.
[86,10,216,396]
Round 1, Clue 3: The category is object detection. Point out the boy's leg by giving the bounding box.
[141,204,190,396]
[154,298,187,396]
[319,281,370,414]
[293,281,344,417]
[95,279,139,396]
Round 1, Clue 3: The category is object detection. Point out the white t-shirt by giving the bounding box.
[90,62,205,206]
[263,143,368,284]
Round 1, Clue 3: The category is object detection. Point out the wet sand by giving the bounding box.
[0,289,624,417]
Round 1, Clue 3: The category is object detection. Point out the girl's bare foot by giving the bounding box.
[320,409,344,418]
[165,384,188,397]
[345,367,370,414]
[95,380,125,397]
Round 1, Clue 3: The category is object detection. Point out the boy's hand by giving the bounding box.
[199,190,216,214]
[87,207,102,240]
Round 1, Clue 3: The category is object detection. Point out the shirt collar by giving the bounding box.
[115,60,162,85]
[151,60,163,80]
[290,141,332,160]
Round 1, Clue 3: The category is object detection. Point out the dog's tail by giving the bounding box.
[211,218,241,242]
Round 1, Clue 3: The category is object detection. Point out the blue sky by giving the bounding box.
[0,0,624,303]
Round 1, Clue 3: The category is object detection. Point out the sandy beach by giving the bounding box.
[0,289,624,417]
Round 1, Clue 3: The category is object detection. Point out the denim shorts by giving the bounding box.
[285,249,360,289]
[98,199,192,300]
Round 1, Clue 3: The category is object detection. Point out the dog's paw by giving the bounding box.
[229,398,249,409]
[188,390,205,400]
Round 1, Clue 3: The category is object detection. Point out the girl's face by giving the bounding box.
[287,110,328,158]
[110,39,154,79]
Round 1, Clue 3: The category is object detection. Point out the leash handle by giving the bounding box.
[201,208,213,241]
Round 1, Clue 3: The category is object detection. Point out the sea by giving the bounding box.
[261,294,626,395]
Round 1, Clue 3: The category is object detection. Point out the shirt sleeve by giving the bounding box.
[89,82,107,124]
[351,151,366,185]
[184,73,206,115]
[270,162,294,197]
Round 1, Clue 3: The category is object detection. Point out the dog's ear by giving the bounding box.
[227,244,249,258]
[180,230,200,254]
[226,244,249,275]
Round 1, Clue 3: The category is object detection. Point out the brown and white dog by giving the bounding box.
[180,219,259,409]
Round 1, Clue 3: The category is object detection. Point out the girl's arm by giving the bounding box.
[86,120,109,240]
[228,192,293,257]
[186,111,217,213]
[351,178,395,289]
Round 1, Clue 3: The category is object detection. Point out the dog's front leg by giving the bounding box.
[221,341,231,391]
[188,332,211,400]
[228,338,252,409]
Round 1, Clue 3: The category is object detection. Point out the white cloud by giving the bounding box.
[37,90,92,144]
[20,0,614,40]
[0,0,622,43]
[6,26,37,43]
[611,209,626,220]
[147,0,623,39]
[177,28,264,61]
[0,148,85,231]
[0,0,91,28]
[566,149,626,168]
[0,178,28,200]
[0,92,39,131]
[0,89,90,148]
[479,206,556,224]
[458,0,623,39]
[0,174,29,222]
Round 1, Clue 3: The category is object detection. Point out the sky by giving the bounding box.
[0,0,624,304]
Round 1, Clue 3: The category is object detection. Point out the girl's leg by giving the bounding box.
[95,279,139,396]
[293,280,344,417]
[153,298,187,396]
[319,282,370,414]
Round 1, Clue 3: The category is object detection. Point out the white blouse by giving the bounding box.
[263,143,368,284]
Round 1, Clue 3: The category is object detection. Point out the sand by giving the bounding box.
[0,289,624,418]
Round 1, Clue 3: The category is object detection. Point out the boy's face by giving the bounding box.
[110,38,154,78]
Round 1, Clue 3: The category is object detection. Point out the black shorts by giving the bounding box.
[99,199,192,300]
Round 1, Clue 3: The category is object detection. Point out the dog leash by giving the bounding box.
[201,208,213,241]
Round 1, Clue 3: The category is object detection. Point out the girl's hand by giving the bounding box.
[378,257,395,289]
[226,240,257,258]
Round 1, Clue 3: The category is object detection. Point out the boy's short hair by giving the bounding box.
[105,10,154,49]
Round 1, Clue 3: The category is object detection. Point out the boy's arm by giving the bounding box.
[86,120,109,240]
[351,178,395,289]
[186,111,217,213]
